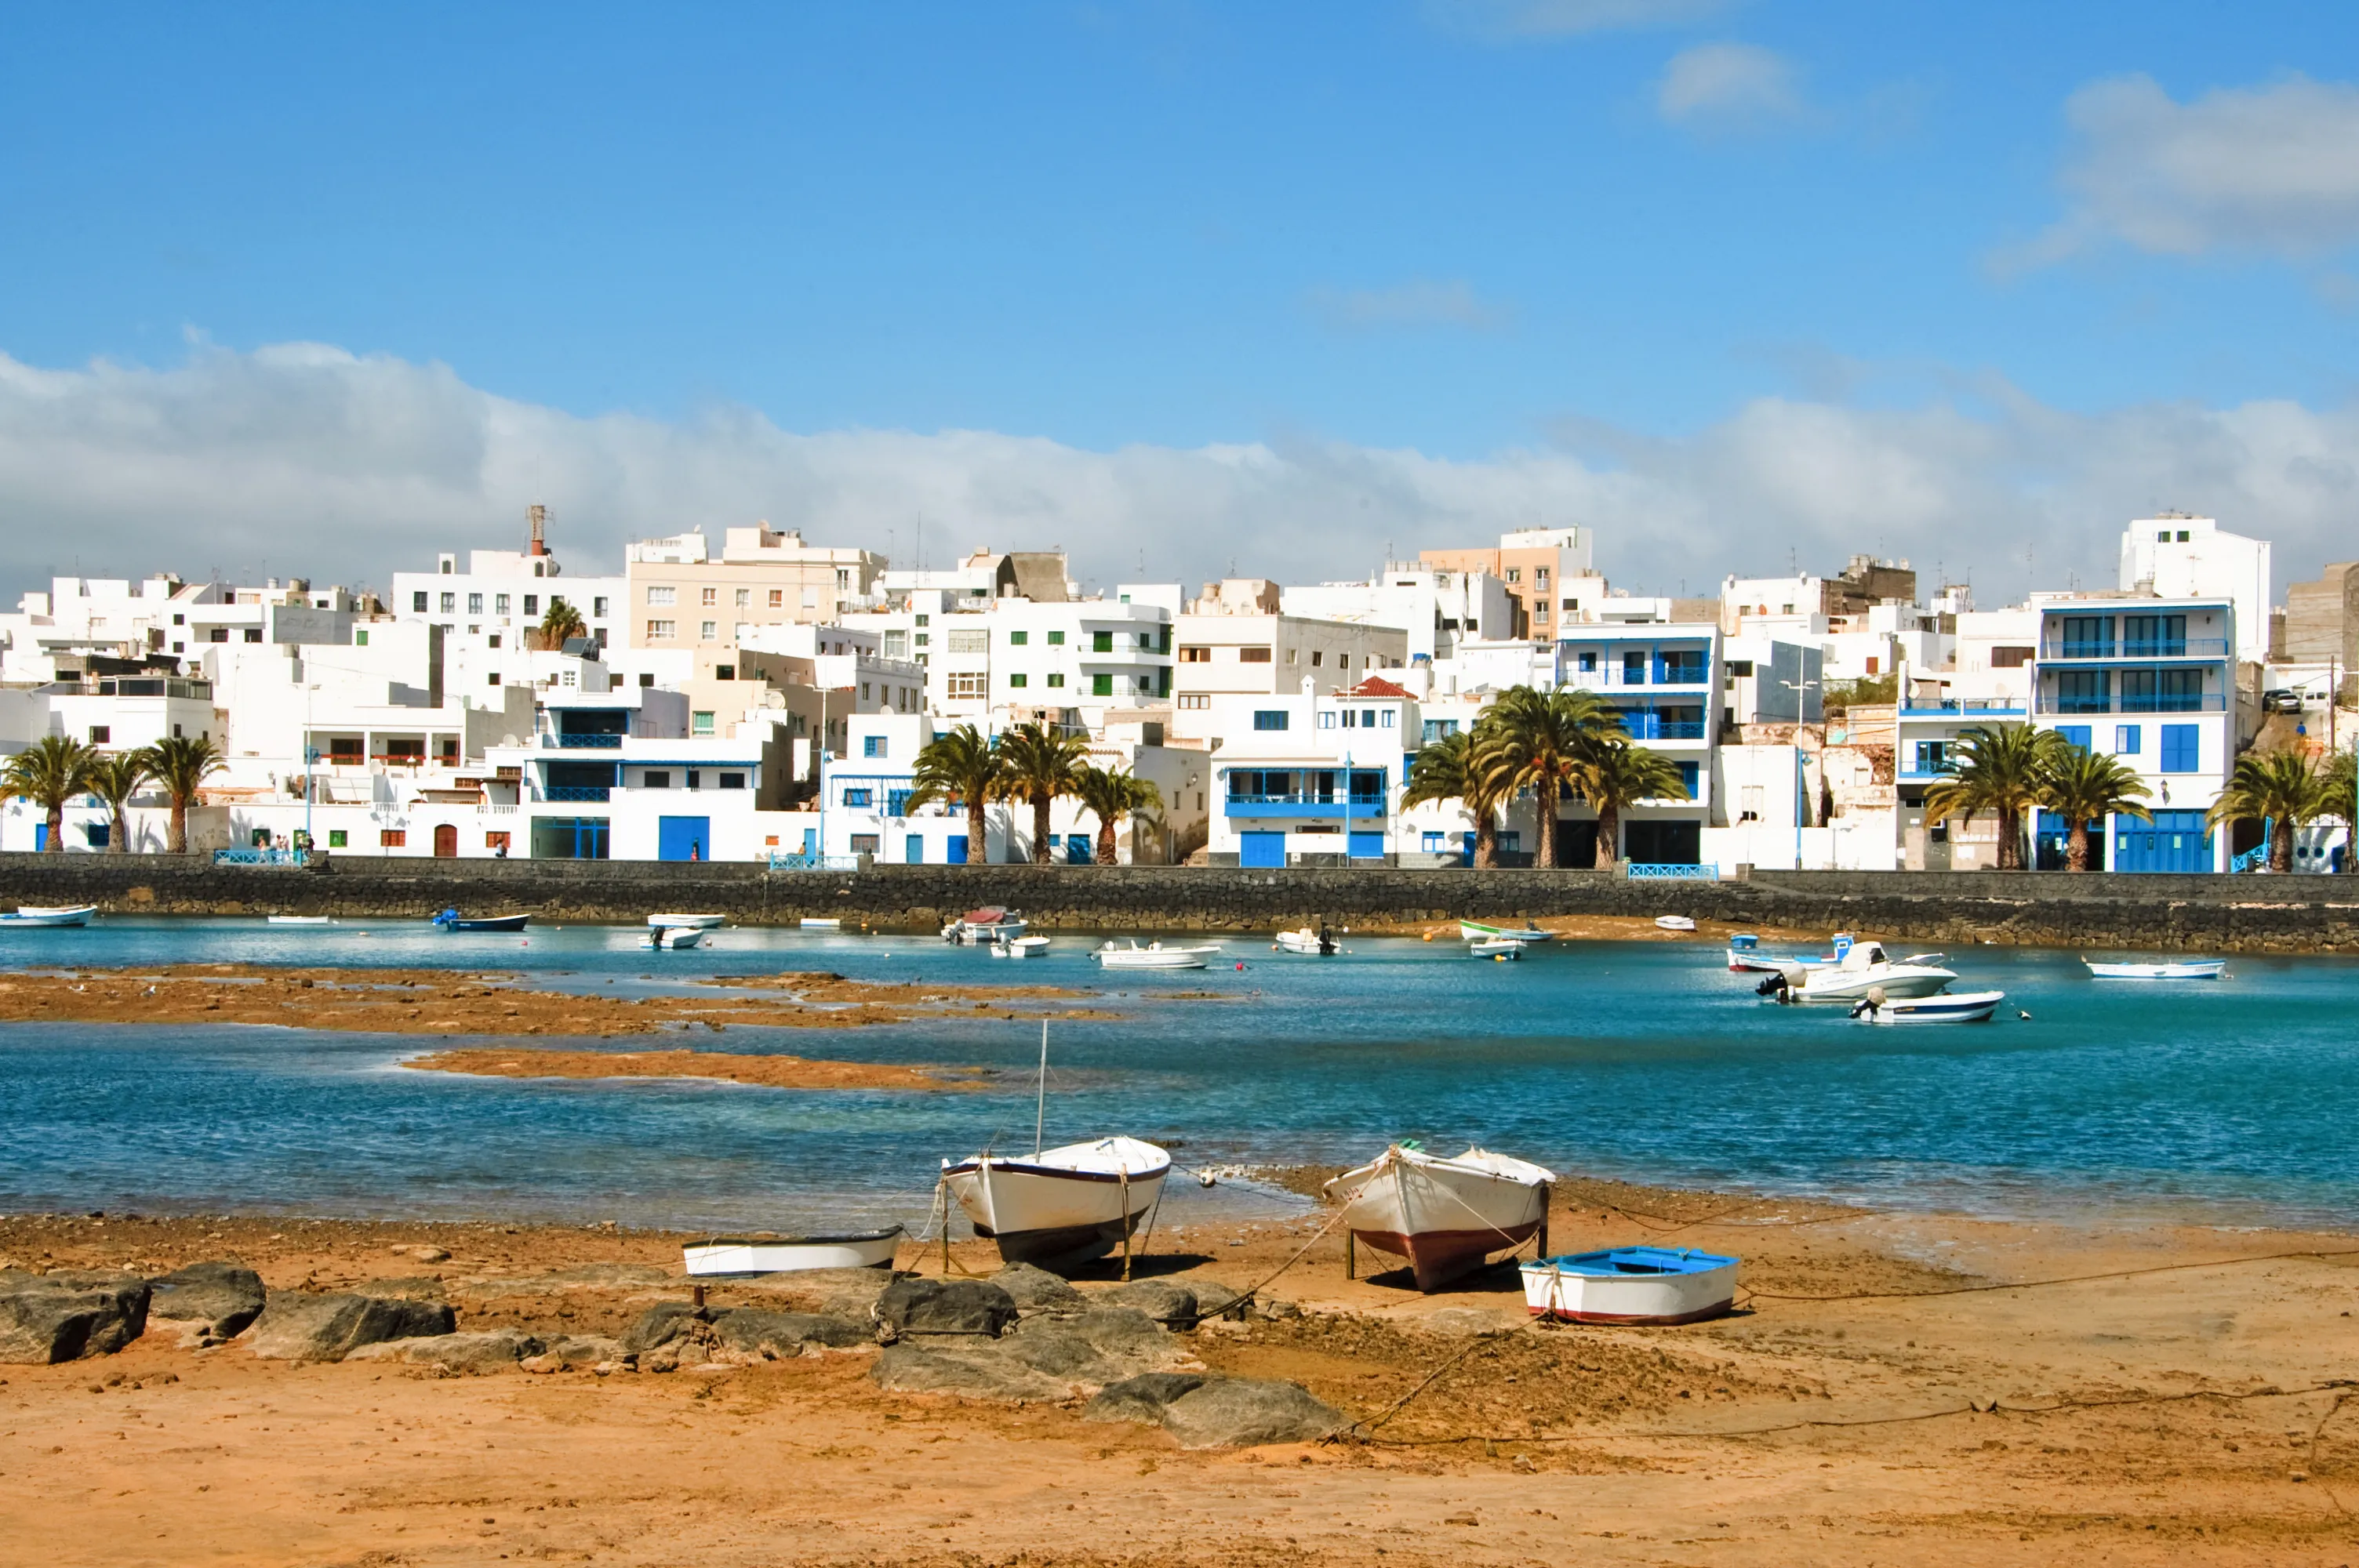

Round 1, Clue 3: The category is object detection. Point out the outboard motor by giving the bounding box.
[1754,971,1789,999]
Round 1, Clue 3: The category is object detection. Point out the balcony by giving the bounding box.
[543,785,612,802]
[1898,699,2025,717]
[2034,693,2226,716]
[1619,718,1707,741]
[551,732,624,749]
[1564,662,1712,688]
[1225,793,1387,819]
[2038,638,2227,660]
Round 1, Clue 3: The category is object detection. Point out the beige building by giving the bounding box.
[1418,526,1598,640]
[624,525,885,653]
[1171,590,1408,743]
[2284,561,2359,666]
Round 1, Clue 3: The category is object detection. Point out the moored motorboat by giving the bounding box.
[682,1225,907,1276]
[988,934,1052,958]
[1759,938,1956,1004]
[1849,988,2005,1024]
[1654,914,1696,932]
[1325,1144,1555,1292]
[1459,920,1553,944]
[1467,937,1522,960]
[1091,939,1220,971]
[941,1137,1169,1269]
[3,905,97,927]
[2083,958,2229,980]
[641,925,707,950]
[943,906,1027,945]
[432,909,531,933]
[1725,932,1827,973]
[266,914,333,926]
[1521,1247,1739,1324]
[799,917,843,930]
[648,912,725,930]
[1273,924,1338,956]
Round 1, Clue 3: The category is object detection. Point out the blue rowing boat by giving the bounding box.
[431,909,530,933]
[1521,1246,1739,1324]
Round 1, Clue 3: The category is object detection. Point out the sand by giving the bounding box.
[4,1182,2357,1566]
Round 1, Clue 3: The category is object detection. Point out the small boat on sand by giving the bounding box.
[2,905,96,927]
[2083,958,2229,980]
[682,1225,907,1276]
[649,912,725,930]
[1459,920,1553,944]
[988,935,1052,958]
[1849,988,2005,1024]
[1654,914,1696,932]
[1273,925,1338,956]
[1467,937,1522,960]
[432,909,530,933]
[1521,1247,1739,1324]
[1325,1145,1555,1292]
[1091,939,1220,971]
[641,926,707,950]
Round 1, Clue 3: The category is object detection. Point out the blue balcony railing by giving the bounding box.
[543,785,612,802]
[2040,638,2226,661]
[1899,699,2026,716]
[213,848,309,867]
[768,851,862,871]
[1226,792,1386,818]
[554,733,624,748]
[1627,862,1717,881]
[2035,693,2225,716]
[1564,662,1712,688]
[1619,718,1707,741]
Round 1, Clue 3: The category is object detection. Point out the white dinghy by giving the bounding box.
[1273,925,1339,956]
[2,905,96,927]
[683,1225,907,1276]
[1521,1247,1739,1325]
[1325,1145,1555,1292]
[649,912,726,930]
[1467,937,1523,960]
[641,926,707,950]
[266,914,333,926]
[1091,939,1221,971]
[1654,915,1696,932]
[987,935,1052,958]
[1849,988,2005,1024]
[2083,957,2229,981]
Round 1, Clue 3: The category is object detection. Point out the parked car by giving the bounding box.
[2262,688,2306,713]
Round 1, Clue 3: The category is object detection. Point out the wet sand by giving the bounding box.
[405,1045,992,1091]
[5,1181,2358,1566]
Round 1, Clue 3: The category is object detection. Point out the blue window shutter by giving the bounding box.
[2116,724,2140,755]
[2161,724,2197,772]
[2057,725,2091,753]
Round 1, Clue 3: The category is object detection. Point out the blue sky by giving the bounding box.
[5,2,2359,597]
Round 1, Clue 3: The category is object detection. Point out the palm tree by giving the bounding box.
[1473,685,1624,869]
[1573,737,1690,869]
[2036,748,2151,872]
[144,735,226,854]
[536,596,587,651]
[906,724,1004,864]
[1921,724,2064,871]
[2,735,99,853]
[1401,728,1514,867]
[994,721,1090,864]
[84,750,156,855]
[2208,750,2334,873]
[2321,746,2359,874]
[1072,764,1164,866]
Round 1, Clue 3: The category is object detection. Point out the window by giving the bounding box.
[719,772,745,789]
[692,711,715,736]
[1506,568,1521,583]
[2121,614,2186,657]
[2157,529,2171,543]
[1009,673,1028,688]
[842,787,873,808]
[88,725,110,744]
[525,594,540,616]
[1914,741,1950,774]
[647,619,675,638]
[1676,761,1700,798]
[917,613,932,627]
[1178,693,1209,710]
[1091,673,1114,696]
[354,630,369,647]
[1179,645,1209,662]
[593,596,608,617]
[2116,724,2142,755]
[243,628,263,643]
[1045,673,1065,688]
[2059,615,2114,659]
[490,593,508,615]
[647,586,675,606]
[1727,659,1754,677]
[380,829,406,848]
[914,633,929,648]
[700,620,718,641]
[2177,529,2190,542]
[715,664,735,681]
[412,591,429,612]
[327,829,347,848]
[735,589,750,608]
[1240,647,1273,663]
[1422,719,1459,741]
[1045,629,1063,644]
[439,593,456,613]
[486,670,500,685]
[2055,670,2110,713]
[1310,651,1323,667]
[701,587,717,607]
[769,589,783,608]
[1623,651,1646,683]
[1381,710,1395,728]
[883,630,908,657]
[850,833,881,855]
[863,735,886,758]
[2055,725,2092,754]
[1864,657,1879,676]
[947,672,987,699]
[639,673,655,687]
[486,832,511,853]
[1534,603,1550,622]
[487,634,500,650]
[1253,710,1289,731]
[1009,630,1028,646]
[2161,724,2199,772]
[946,629,987,653]
[1320,711,1338,729]
[643,770,671,789]
[685,770,700,789]
[1991,646,2034,669]
[329,738,363,764]
[467,592,483,615]
[1091,630,1113,652]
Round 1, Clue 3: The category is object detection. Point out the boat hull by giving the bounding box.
[1459,921,1553,943]
[1856,989,2004,1024]
[942,1151,1169,1270]
[1272,930,1336,956]
[1467,938,1521,959]
[1092,944,1215,970]
[1328,1146,1555,1293]
[5,906,96,927]
[1795,967,1954,1002]
[682,1227,906,1276]
[649,913,725,930]
[2084,960,2227,980]
[435,913,530,933]
[1521,1250,1739,1325]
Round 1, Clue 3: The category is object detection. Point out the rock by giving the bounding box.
[990,1262,1085,1310]
[0,1272,151,1363]
[247,1293,456,1362]
[345,1330,543,1374]
[713,1309,871,1357]
[1193,1285,1253,1323]
[146,1261,267,1339]
[874,1278,1017,1340]
[406,1247,452,1265]
[1016,1306,1171,1362]
[1161,1378,1343,1449]
[1084,1372,1208,1425]
[1093,1279,1198,1327]
[869,1343,1073,1403]
[620,1302,711,1355]
[522,1334,626,1373]
[998,1328,1128,1385]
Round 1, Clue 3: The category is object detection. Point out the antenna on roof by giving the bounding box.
[528,504,549,557]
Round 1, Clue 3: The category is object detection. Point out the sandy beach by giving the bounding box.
[5,1178,2357,1566]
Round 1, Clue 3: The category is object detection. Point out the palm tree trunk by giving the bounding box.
[111,808,128,853]
[1997,807,2020,870]
[1033,797,1052,864]
[1535,779,1558,870]
[1096,818,1118,866]
[1473,815,1496,869]
[2066,819,2089,871]
[967,799,987,865]
[1593,804,1618,869]
[2272,817,2297,873]
[171,797,190,855]
[45,804,64,851]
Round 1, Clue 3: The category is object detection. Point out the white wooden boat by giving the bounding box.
[649,912,725,930]
[987,935,1052,958]
[682,1225,906,1276]
[1725,933,1827,973]
[799,917,843,930]
[1849,988,2005,1024]
[1654,915,1696,932]
[942,1137,1169,1269]
[1459,920,1553,944]
[641,926,707,950]
[2083,958,2229,981]
[3,905,97,927]
[266,914,333,926]
[1091,939,1220,971]
[1761,939,1957,1004]
[1325,1145,1555,1292]
[1521,1247,1739,1324]
[1468,937,1522,960]
[1272,926,1338,956]
[943,906,1027,945]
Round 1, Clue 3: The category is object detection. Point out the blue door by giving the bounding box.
[658,815,711,862]
[1347,831,1384,860]
[1066,834,1092,865]
[947,835,969,865]
[2114,809,2214,873]
[1241,830,1285,869]
[904,834,924,864]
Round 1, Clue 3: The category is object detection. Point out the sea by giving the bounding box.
[2,916,2356,1236]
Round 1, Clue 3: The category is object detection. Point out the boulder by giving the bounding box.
[522,1334,627,1373]
[247,1293,456,1362]
[869,1343,1073,1403]
[713,1309,871,1357]
[1161,1378,1343,1450]
[345,1330,543,1374]
[620,1302,711,1355]
[146,1261,267,1339]
[997,1329,1128,1385]
[0,1272,151,1363]
[1084,1372,1208,1425]
[1016,1306,1171,1362]
[990,1262,1085,1311]
[1094,1279,1199,1327]
[1193,1285,1253,1323]
[874,1278,1017,1340]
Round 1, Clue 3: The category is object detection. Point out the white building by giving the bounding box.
[1205,677,1423,868]
[1171,604,1408,745]
[391,542,623,654]
[2120,515,2271,665]
[1281,564,1513,663]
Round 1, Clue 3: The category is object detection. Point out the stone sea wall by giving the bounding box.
[0,851,2354,952]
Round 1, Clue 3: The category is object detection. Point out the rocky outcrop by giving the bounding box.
[620,1302,711,1355]
[712,1309,871,1357]
[345,1330,543,1374]
[870,1344,1074,1403]
[1082,1372,1207,1425]
[0,1271,151,1363]
[520,1334,627,1373]
[1094,1279,1199,1327]
[874,1278,1019,1340]
[247,1292,456,1361]
[1086,1372,1343,1448]
[990,1263,1085,1311]
[871,1297,1191,1402]
[146,1261,267,1341]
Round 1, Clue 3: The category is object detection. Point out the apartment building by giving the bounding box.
[392,550,621,653]
[1205,677,1422,868]
[1170,593,1408,744]
[2119,515,2271,665]
[623,524,885,653]
[1418,527,1598,639]
[1280,564,1513,662]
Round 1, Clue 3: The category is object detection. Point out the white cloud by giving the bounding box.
[2011,73,2359,266]
[1425,0,1729,40]
[1,342,2356,609]
[1307,279,1511,332]
[1657,42,1803,130]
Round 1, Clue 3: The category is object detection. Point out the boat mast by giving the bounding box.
[1034,1018,1048,1157]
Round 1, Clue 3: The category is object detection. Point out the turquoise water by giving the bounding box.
[2,918,2356,1233]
